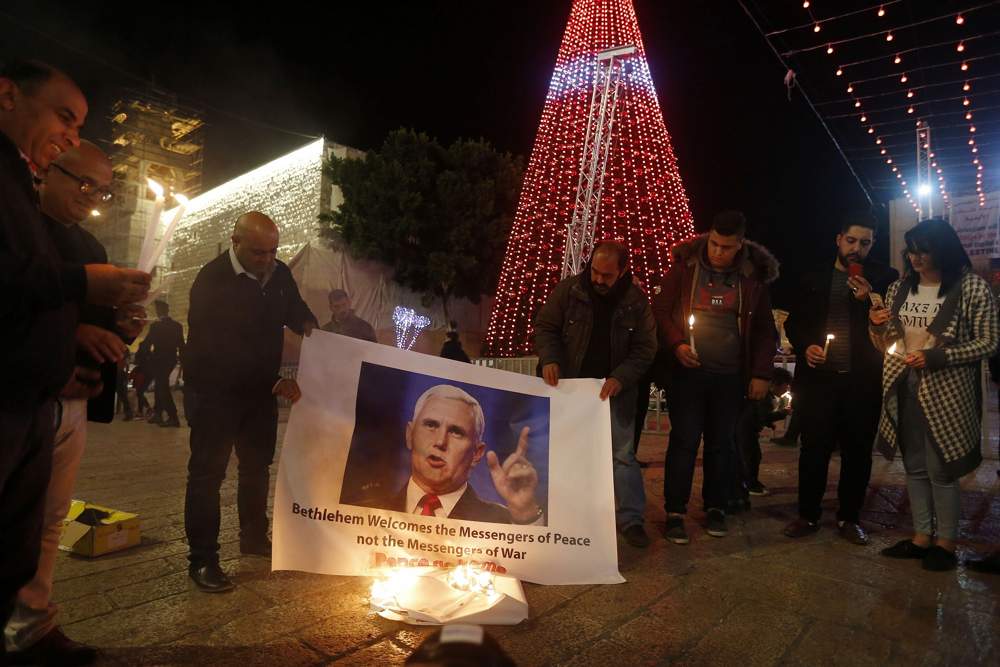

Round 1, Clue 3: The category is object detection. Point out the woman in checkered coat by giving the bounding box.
[869,219,999,571]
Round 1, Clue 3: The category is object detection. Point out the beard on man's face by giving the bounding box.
[839,250,862,267]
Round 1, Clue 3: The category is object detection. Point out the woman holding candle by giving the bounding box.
[869,219,998,571]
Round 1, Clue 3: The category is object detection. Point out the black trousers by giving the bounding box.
[135,374,152,413]
[734,404,762,488]
[184,391,278,567]
[796,372,880,523]
[0,402,56,644]
[152,367,177,421]
[664,368,743,514]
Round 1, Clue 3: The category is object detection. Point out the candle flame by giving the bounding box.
[369,568,419,611]
[888,342,897,356]
[146,178,164,198]
[826,334,835,341]
[688,314,695,327]
[173,193,189,206]
[90,209,101,217]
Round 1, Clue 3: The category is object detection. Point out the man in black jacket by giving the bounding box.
[5,140,145,664]
[783,214,899,544]
[534,241,657,548]
[0,60,149,654]
[182,211,317,592]
[140,299,185,427]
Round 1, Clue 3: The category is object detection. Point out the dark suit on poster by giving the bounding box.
[366,483,513,524]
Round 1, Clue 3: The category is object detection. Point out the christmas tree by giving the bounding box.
[483,0,695,357]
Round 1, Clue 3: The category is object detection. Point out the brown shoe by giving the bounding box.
[838,521,869,546]
[9,626,97,666]
[783,518,820,538]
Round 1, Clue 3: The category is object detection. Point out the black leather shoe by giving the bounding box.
[966,551,1000,574]
[880,539,929,559]
[158,417,181,428]
[621,524,650,548]
[8,626,97,666]
[783,518,820,538]
[189,564,235,592]
[240,537,272,556]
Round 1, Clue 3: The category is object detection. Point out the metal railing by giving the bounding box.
[471,357,539,377]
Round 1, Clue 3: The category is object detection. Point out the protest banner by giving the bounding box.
[273,332,624,585]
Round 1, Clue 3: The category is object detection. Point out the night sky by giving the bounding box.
[1,1,878,305]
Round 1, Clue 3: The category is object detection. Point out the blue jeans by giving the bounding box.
[899,373,960,541]
[610,388,646,529]
[664,368,743,514]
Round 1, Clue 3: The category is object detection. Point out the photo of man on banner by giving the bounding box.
[340,363,549,526]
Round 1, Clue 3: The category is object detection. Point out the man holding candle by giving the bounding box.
[0,60,151,660]
[5,140,146,664]
[535,240,657,548]
[182,212,317,592]
[652,211,779,544]
[783,214,898,543]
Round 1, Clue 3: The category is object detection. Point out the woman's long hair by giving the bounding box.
[901,218,971,296]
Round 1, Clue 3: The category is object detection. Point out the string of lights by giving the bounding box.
[817,71,1000,105]
[766,0,903,37]
[781,2,1000,57]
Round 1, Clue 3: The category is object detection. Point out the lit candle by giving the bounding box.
[138,178,164,272]
[782,391,793,409]
[143,194,188,273]
[823,333,834,356]
[887,342,906,358]
[688,314,697,355]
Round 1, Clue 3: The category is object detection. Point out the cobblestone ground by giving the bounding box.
[53,391,1000,666]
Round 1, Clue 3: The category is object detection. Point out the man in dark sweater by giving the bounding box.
[0,60,150,657]
[534,241,658,548]
[5,141,146,664]
[182,212,317,592]
[140,299,185,427]
[321,289,376,342]
[783,214,899,544]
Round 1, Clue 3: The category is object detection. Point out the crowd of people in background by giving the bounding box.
[2,56,1000,667]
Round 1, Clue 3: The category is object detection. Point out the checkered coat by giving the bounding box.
[869,271,998,477]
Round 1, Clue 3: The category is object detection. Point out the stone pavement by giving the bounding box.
[54,395,999,666]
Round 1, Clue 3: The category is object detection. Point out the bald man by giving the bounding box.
[4,140,142,662]
[0,59,149,660]
[182,212,317,592]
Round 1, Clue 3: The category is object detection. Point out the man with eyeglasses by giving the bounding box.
[4,140,145,663]
[0,59,150,663]
[783,213,898,544]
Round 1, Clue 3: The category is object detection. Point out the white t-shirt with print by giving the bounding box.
[898,283,946,353]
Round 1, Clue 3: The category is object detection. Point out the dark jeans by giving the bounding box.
[0,402,56,643]
[184,391,278,567]
[664,368,743,514]
[734,405,762,489]
[634,379,652,454]
[796,372,880,524]
[152,367,177,421]
[116,366,132,419]
[135,374,152,414]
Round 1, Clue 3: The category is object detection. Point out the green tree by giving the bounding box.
[319,128,523,322]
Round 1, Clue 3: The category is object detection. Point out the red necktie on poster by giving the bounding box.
[418,494,442,516]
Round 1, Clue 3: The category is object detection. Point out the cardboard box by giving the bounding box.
[59,500,141,557]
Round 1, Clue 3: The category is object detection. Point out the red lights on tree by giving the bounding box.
[484,0,694,357]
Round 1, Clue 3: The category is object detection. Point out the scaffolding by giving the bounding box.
[561,45,636,279]
[84,88,204,269]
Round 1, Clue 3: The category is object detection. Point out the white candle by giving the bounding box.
[887,342,906,358]
[138,178,164,272]
[688,314,697,355]
[782,391,793,408]
[823,333,834,356]
[144,194,188,273]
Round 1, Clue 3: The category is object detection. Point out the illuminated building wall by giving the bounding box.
[483,0,695,357]
[161,138,363,328]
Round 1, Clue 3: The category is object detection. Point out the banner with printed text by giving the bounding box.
[950,194,1000,258]
[273,332,623,585]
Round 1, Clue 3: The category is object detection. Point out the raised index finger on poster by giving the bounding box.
[272,331,623,585]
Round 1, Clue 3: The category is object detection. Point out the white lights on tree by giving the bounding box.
[393,306,431,350]
[918,183,932,197]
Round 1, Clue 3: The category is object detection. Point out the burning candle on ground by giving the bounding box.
[688,314,697,356]
[138,178,165,273]
[823,333,834,356]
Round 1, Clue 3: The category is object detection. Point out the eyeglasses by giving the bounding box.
[50,163,114,203]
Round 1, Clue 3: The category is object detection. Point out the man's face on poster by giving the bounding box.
[406,396,485,495]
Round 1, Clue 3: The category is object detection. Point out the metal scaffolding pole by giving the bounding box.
[561,45,636,278]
